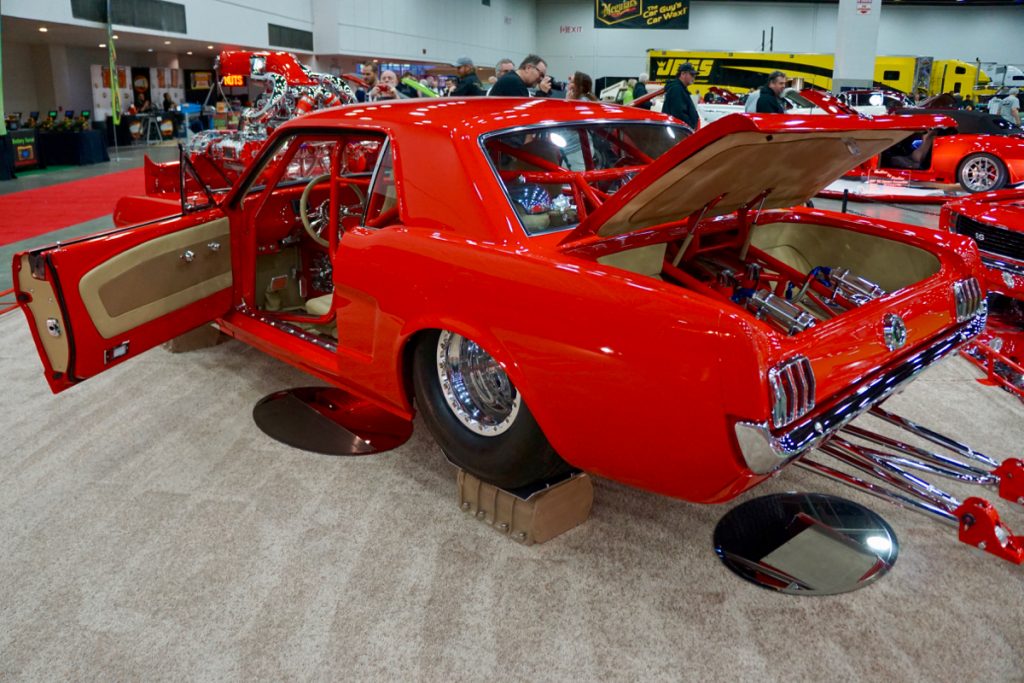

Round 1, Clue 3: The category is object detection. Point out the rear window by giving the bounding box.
[482,122,689,235]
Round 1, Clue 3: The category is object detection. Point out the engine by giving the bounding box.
[688,257,887,336]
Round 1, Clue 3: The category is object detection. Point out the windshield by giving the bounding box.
[483,122,689,235]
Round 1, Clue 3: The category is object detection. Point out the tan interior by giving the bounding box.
[597,243,667,278]
[595,129,915,238]
[752,221,940,291]
[17,254,69,373]
[80,218,232,339]
[304,294,333,317]
[255,247,303,311]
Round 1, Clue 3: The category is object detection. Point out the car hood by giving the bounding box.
[949,188,1024,224]
[560,113,954,247]
[796,88,860,115]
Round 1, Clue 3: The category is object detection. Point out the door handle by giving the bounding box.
[180,249,195,263]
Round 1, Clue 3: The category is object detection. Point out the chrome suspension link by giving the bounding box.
[868,406,1001,469]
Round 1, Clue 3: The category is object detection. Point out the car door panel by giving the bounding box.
[79,217,231,338]
[14,210,233,393]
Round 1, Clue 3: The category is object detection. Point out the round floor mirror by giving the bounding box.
[714,492,898,596]
[253,386,413,456]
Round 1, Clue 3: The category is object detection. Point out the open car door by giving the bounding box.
[13,205,233,393]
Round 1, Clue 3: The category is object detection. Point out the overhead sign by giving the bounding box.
[594,0,689,30]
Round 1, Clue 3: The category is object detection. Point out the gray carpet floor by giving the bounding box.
[1,308,1023,681]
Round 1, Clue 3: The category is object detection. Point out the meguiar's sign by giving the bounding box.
[594,1,689,29]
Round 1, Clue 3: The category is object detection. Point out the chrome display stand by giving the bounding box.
[252,386,413,456]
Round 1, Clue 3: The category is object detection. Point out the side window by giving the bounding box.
[363,141,399,229]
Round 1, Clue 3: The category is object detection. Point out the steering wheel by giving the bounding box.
[299,173,366,248]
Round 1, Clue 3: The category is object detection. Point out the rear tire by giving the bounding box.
[958,153,1008,193]
[413,330,571,489]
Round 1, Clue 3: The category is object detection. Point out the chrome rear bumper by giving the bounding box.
[735,308,987,473]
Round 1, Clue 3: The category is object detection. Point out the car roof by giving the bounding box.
[897,107,1021,135]
[282,97,673,136]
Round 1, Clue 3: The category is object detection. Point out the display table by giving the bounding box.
[37,130,110,166]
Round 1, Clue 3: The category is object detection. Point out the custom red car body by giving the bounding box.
[140,50,359,207]
[12,100,991,507]
[941,188,1024,395]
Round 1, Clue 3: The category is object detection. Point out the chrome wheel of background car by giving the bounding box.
[714,492,898,596]
[958,153,1008,193]
[413,330,572,490]
[252,386,412,455]
[436,330,521,437]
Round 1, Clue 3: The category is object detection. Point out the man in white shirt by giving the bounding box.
[988,90,1005,116]
[999,88,1021,126]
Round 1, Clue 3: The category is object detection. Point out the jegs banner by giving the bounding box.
[594,1,689,30]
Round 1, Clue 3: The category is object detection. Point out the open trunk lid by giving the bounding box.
[559,113,955,249]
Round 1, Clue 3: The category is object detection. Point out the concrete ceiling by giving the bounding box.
[2,15,252,57]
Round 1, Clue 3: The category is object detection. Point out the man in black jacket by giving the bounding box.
[451,57,485,97]
[633,73,651,109]
[662,63,699,129]
[755,71,788,114]
[489,54,552,97]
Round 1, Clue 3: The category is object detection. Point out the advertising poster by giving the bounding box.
[594,0,689,29]
[191,71,212,90]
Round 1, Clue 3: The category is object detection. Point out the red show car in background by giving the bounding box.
[942,187,1024,395]
[13,100,1024,561]
[845,108,1024,193]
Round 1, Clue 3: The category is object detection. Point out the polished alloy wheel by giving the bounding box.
[436,330,521,436]
[961,156,1000,192]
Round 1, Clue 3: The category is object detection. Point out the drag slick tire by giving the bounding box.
[413,329,571,489]
[957,153,1008,193]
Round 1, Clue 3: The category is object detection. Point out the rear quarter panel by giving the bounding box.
[329,224,770,504]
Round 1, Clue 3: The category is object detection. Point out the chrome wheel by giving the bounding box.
[436,331,521,437]
[960,155,1001,192]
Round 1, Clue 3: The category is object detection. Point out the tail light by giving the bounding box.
[953,278,983,322]
[768,356,816,429]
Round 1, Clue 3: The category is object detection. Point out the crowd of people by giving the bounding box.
[350,53,1021,134]
[352,54,599,104]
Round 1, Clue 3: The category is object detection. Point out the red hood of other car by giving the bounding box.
[947,187,1024,228]
[560,112,956,248]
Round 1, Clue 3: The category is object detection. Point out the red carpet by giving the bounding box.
[0,167,145,246]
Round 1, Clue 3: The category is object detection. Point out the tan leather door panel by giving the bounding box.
[78,217,231,339]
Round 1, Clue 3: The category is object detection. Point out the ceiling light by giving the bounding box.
[164,40,171,45]
[186,51,193,55]
[99,43,106,48]
[147,48,154,52]
[112,35,119,40]
[38,27,48,32]
[207,45,214,49]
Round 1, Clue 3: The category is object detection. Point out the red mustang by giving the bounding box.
[941,188,1024,395]
[14,100,1023,559]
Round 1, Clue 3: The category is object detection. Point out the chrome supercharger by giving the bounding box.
[798,406,1024,564]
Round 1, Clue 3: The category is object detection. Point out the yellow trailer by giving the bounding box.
[646,50,987,97]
